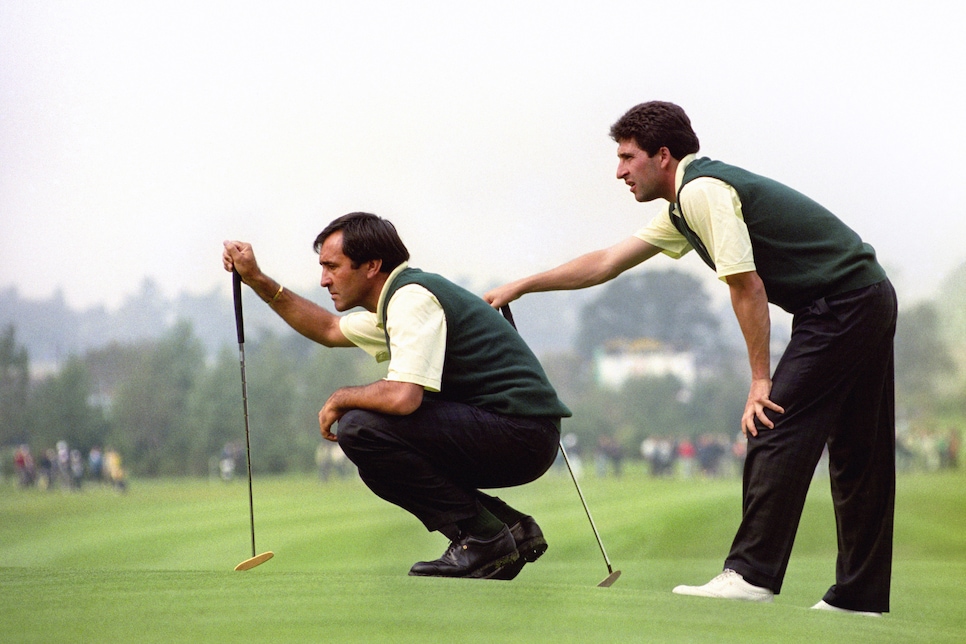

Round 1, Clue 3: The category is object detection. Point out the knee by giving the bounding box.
[336,409,386,455]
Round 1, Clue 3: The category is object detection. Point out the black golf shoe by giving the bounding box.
[490,515,548,581]
[409,525,518,579]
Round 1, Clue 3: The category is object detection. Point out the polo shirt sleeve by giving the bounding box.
[678,177,757,280]
[339,311,390,362]
[383,284,446,392]
[634,211,692,259]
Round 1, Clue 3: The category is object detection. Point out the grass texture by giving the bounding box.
[2,464,964,642]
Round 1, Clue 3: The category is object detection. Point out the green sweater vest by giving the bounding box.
[672,158,886,313]
[381,268,571,419]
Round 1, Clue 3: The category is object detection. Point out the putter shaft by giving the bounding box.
[559,440,616,574]
[233,270,258,559]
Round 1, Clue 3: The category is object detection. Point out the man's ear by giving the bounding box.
[365,259,384,278]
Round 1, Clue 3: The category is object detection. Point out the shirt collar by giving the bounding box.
[375,261,409,326]
[673,153,697,201]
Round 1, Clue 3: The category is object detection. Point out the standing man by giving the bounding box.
[485,101,896,614]
[223,212,570,580]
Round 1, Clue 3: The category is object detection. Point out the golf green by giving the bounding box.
[2,467,964,642]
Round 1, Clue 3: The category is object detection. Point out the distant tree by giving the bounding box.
[83,342,145,406]
[112,278,169,343]
[538,352,592,406]
[241,332,306,474]
[0,288,80,363]
[174,286,238,356]
[183,346,242,476]
[574,270,723,362]
[27,355,110,453]
[936,262,966,386]
[684,372,747,439]
[110,321,205,475]
[0,325,31,446]
[617,375,692,446]
[895,301,956,417]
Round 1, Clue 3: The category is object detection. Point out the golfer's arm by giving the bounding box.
[725,271,771,380]
[329,380,424,416]
[489,237,660,305]
[245,274,353,347]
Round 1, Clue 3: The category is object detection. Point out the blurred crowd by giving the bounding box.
[7,426,957,486]
[209,441,353,484]
[563,425,961,480]
[896,425,960,472]
[10,442,127,491]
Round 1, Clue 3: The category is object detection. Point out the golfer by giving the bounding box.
[486,101,896,615]
[223,212,571,580]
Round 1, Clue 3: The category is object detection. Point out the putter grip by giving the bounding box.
[232,270,245,344]
[500,304,516,329]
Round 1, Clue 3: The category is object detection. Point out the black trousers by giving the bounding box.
[337,398,560,532]
[725,280,897,613]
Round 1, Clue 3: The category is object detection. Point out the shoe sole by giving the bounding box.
[489,536,548,581]
[672,585,774,602]
[408,550,520,579]
[471,550,521,579]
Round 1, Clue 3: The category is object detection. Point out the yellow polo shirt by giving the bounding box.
[634,154,757,281]
[338,262,447,392]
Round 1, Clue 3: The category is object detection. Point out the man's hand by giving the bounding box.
[742,377,785,437]
[318,397,343,442]
[483,282,522,309]
[222,240,261,282]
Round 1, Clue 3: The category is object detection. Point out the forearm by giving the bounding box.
[242,272,350,347]
[726,271,785,435]
[327,380,424,417]
[512,250,618,295]
[487,237,660,306]
[727,272,771,380]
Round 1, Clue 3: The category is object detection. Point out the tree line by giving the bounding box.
[2,265,964,477]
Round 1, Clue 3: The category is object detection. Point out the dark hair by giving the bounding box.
[609,101,700,159]
[313,212,410,273]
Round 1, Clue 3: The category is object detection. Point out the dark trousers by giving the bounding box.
[337,398,560,532]
[725,280,897,613]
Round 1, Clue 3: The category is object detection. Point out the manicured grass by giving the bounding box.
[2,465,964,642]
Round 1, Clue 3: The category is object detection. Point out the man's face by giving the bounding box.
[616,138,668,203]
[319,231,373,312]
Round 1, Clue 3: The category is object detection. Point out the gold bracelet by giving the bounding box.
[270,284,284,304]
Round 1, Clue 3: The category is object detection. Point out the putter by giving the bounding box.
[500,305,621,587]
[232,270,274,571]
[558,439,622,587]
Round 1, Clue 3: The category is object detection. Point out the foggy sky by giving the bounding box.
[2,1,963,311]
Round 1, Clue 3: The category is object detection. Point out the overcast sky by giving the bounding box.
[2,1,963,312]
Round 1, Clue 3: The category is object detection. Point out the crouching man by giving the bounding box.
[223,212,571,579]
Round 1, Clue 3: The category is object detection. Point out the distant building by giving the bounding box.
[594,337,696,390]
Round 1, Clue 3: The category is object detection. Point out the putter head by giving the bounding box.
[234,551,274,571]
[597,569,621,587]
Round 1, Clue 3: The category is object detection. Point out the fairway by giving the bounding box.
[2,466,964,643]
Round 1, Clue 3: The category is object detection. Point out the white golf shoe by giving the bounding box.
[811,600,882,617]
[672,569,774,602]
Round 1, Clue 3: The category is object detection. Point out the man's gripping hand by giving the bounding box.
[222,240,261,282]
